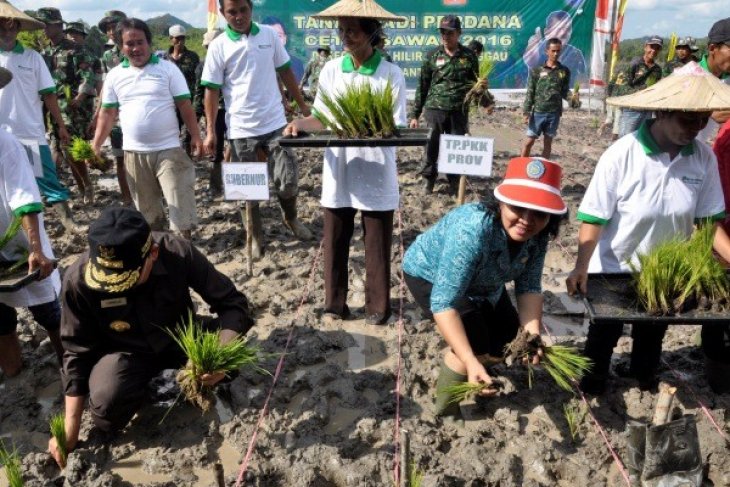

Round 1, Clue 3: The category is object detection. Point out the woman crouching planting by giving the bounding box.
[402,157,567,421]
[283,0,407,325]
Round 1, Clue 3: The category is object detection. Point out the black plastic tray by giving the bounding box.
[0,262,40,292]
[277,128,432,148]
[582,273,730,325]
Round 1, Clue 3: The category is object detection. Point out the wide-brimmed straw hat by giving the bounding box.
[494,158,566,215]
[607,61,730,112]
[0,0,45,31]
[313,0,405,22]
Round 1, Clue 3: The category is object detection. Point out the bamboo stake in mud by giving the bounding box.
[245,202,253,275]
[457,176,467,205]
[652,382,677,426]
[400,429,410,487]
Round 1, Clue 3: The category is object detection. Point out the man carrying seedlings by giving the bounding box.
[617,36,663,137]
[409,15,478,195]
[48,206,254,467]
[0,3,78,233]
[697,17,730,143]
[0,66,63,379]
[167,24,200,156]
[92,18,202,238]
[520,37,572,160]
[663,36,699,76]
[201,0,313,259]
[566,63,730,394]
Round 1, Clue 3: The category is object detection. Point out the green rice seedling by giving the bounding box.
[49,413,67,465]
[465,56,495,107]
[68,137,108,170]
[562,400,585,441]
[314,79,397,139]
[439,381,490,405]
[541,345,593,392]
[0,217,21,252]
[0,440,24,487]
[1,249,29,277]
[166,312,265,412]
[409,462,424,487]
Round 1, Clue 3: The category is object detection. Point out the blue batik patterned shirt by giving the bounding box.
[402,203,548,314]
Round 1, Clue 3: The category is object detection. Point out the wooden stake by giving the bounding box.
[456,175,467,206]
[400,429,410,487]
[652,382,677,426]
[214,462,225,487]
[245,201,253,275]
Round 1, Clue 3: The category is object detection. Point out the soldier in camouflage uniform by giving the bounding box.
[664,36,699,76]
[167,25,200,155]
[299,46,330,101]
[36,7,97,205]
[409,15,478,194]
[95,10,132,206]
[617,36,663,137]
[521,38,572,159]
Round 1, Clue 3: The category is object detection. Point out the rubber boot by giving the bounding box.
[52,201,78,234]
[433,362,466,423]
[241,202,264,259]
[279,196,313,241]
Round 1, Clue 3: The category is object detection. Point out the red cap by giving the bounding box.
[493,157,566,214]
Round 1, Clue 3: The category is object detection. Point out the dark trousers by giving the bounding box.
[0,299,61,335]
[323,207,393,317]
[88,349,185,432]
[405,274,519,356]
[421,108,469,181]
[583,322,668,379]
[701,324,730,362]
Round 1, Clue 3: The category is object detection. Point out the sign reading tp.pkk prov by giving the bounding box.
[437,134,494,177]
[223,163,270,201]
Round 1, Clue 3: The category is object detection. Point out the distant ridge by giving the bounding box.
[146,14,194,35]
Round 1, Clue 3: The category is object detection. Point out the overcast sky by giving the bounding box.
[11,0,726,41]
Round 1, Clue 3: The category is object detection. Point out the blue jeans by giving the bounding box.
[619,109,651,137]
[527,112,561,138]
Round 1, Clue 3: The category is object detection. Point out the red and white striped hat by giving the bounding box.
[493,157,566,215]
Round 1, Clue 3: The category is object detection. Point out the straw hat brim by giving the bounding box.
[313,0,405,21]
[607,64,730,112]
[0,1,45,31]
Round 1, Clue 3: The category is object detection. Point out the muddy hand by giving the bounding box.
[200,371,226,387]
[48,437,66,469]
[409,118,419,129]
[28,250,53,279]
[465,358,498,396]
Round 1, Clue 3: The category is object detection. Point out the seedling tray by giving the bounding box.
[0,261,39,292]
[583,273,730,325]
[277,128,432,148]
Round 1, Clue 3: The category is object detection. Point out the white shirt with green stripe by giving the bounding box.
[101,54,191,152]
[201,23,291,138]
[577,120,725,273]
[697,55,730,144]
[0,42,56,145]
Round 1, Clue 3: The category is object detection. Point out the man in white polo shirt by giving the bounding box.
[201,0,312,258]
[93,18,202,238]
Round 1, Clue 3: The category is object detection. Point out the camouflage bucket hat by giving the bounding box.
[64,21,88,36]
[35,6,63,24]
[98,10,126,31]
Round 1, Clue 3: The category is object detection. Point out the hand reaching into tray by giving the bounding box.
[566,268,588,296]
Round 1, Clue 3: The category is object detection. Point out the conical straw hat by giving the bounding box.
[0,0,45,31]
[607,61,730,112]
[313,0,405,22]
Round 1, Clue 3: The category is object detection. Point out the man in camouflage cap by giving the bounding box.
[664,36,699,76]
[167,24,200,155]
[37,7,97,205]
[409,15,478,195]
[299,45,331,101]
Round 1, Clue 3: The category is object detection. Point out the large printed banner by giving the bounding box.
[253,0,597,89]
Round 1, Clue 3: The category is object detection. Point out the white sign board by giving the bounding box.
[223,163,270,201]
[18,139,43,178]
[437,135,493,177]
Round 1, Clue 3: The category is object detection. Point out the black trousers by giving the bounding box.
[701,324,730,362]
[421,108,469,181]
[583,322,668,379]
[405,273,519,356]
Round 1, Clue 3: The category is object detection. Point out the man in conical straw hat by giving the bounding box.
[283,0,408,326]
[566,61,730,394]
[0,0,78,233]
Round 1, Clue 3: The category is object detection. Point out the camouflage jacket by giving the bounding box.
[410,44,478,119]
[663,56,697,77]
[523,61,571,115]
[622,57,662,95]
[100,45,124,76]
[193,59,224,117]
[168,47,200,94]
[41,38,97,100]
[301,55,327,94]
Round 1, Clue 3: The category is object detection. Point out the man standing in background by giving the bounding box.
[617,36,663,137]
[167,24,200,155]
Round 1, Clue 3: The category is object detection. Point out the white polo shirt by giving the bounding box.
[0,128,60,308]
[201,24,290,138]
[578,121,725,273]
[0,42,56,145]
[314,51,407,211]
[101,54,191,152]
[697,55,730,143]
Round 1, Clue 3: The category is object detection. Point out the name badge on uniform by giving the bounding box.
[109,320,131,332]
[539,71,548,78]
[436,56,446,67]
[101,297,128,308]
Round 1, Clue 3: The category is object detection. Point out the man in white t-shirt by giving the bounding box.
[0,67,64,377]
[201,0,312,258]
[0,4,77,233]
[92,18,203,238]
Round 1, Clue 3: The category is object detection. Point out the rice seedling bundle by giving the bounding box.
[49,413,67,465]
[314,79,397,139]
[562,401,585,441]
[167,313,264,412]
[68,137,108,170]
[439,381,493,405]
[0,440,24,487]
[0,217,21,252]
[631,225,729,314]
[542,345,592,392]
[465,56,495,107]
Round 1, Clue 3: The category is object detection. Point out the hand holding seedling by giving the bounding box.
[465,357,499,396]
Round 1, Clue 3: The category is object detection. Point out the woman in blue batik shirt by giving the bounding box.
[403,157,566,421]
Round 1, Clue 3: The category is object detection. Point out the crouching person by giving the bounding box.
[48,207,254,467]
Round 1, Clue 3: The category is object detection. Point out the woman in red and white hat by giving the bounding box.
[402,157,566,420]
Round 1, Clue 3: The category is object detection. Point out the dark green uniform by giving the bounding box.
[100,45,124,153]
[523,62,571,115]
[300,55,328,99]
[167,47,200,95]
[663,56,697,76]
[623,57,662,95]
